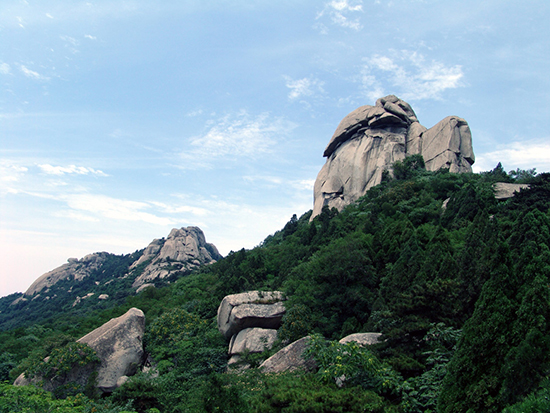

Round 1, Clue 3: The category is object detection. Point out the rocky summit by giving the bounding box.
[311,95,475,219]
[131,226,222,288]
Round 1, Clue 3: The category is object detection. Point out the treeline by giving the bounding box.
[1,158,550,412]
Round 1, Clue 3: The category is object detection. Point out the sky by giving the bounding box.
[1,0,549,297]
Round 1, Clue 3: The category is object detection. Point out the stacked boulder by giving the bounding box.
[217,291,286,367]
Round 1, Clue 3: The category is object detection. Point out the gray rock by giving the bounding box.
[135,283,155,294]
[339,332,382,346]
[25,252,110,296]
[228,328,278,356]
[77,307,145,393]
[311,95,475,219]
[493,182,530,199]
[217,291,286,340]
[14,308,145,394]
[259,337,316,373]
[131,227,222,288]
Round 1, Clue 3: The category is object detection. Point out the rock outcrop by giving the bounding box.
[131,227,222,288]
[77,307,145,393]
[259,337,316,373]
[25,252,110,296]
[14,307,145,394]
[217,291,286,368]
[493,182,530,199]
[311,95,475,219]
[339,332,382,346]
[217,291,286,340]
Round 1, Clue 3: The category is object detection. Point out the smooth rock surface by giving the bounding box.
[217,291,286,340]
[131,227,222,288]
[311,95,475,219]
[77,307,145,393]
[259,337,316,373]
[228,328,278,356]
[339,332,382,346]
[493,182,530,199]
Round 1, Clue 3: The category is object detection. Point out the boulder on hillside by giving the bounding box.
[131,227,222,288]
[217,291,286,340]
[259,337,316,374]
[311,95,475,219]
[228,328,278,356]
[15,307,146,394]
[77,307,145,393]
[339,332,382,346]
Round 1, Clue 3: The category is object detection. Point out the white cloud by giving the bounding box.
[0,63,10,75]
[180,112,295,168]
[20,65,49,80]
[316,0,364,32]
[38,164,108,177]
[473,140,550,173]
[284,76,325,101]
[65,194,175,226]
[84,34,96,40]
[360,50,464,101]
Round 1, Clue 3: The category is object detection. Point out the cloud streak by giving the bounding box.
[474,140,550,173]
[316,0,364,32]
[360,50,464,101]
[284,76,325,101]
[180,112,295,168]
[38,164,108,177]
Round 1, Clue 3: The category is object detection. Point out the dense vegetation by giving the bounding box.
[1,158,549,412]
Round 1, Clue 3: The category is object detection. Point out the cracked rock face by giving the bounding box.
[131,226,222,288]
[311,95,475,219]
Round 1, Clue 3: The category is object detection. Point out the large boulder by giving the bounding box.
[259,337,316,373]
[229,328,278,356]
[311,95,475,219]
[14,308,145,394]
[78,307,145,393]
[131,227,222,288]
[217,291,286,340]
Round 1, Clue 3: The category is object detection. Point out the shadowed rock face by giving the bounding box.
[311,95,475,219]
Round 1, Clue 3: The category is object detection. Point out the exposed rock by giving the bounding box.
[14,308,145,394]
[493,182,530,199]
[131,227,222,288]
[228,328,278,356]
[259,337,316,373]
[77,307,145,393]
[135,283,155,294]
[98,294,109,300]
[25,252,110,296]
[217,291,286,340]
[339,332,382,346]
[311,95,475,219]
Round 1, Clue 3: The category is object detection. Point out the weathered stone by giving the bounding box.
[217,291,286,340]
[339,332,382,346]
[493,182,530,199]
[14,308,145,394]
[228,328,278,356]
[259,337,316,373]
[77,307,145,393]
[311,95,475,219]
[131,227,222,288]
[135,283,155,294]
[25,252,110,296]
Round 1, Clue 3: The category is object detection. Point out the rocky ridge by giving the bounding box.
[312,95,475,218]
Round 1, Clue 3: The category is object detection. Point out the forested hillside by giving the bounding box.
[1,158,550,412]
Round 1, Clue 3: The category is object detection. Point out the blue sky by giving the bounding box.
[1,0,549,297]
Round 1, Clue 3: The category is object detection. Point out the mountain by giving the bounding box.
[312,95,474,218]
[0,226,221,331]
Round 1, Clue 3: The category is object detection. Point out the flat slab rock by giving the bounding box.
[217,291,286,340]
[259,337,317,374]
[339,332,382,346]
[493,182,530,199]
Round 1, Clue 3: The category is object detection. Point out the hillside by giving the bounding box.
[1,160,549,412]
